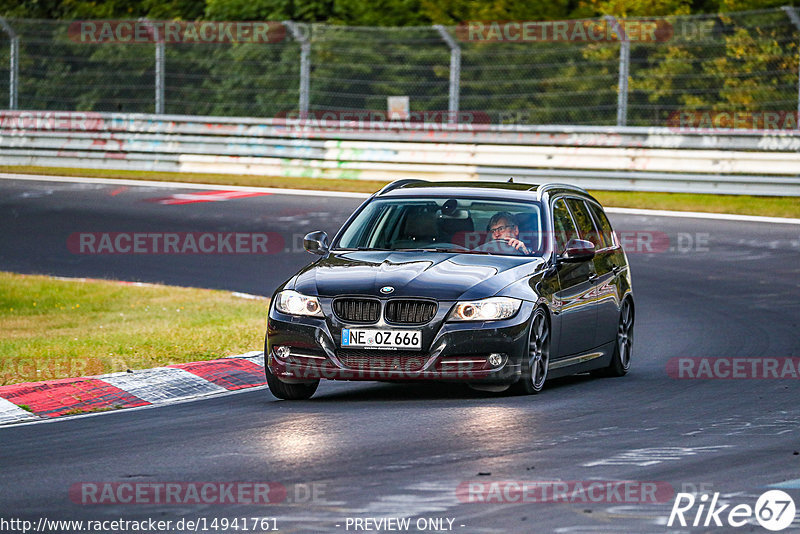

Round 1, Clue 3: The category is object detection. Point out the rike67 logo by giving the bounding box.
[668,490,796,531]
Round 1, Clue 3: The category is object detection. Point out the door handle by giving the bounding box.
[612,265,621,274]
[588,273,598,282]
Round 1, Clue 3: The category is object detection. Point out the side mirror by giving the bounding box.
[303,231,329,255]
[559,239,595,263]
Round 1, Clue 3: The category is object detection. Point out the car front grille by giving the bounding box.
[332,298,380,323]
[336,349,428,372]
[385,300,437,324]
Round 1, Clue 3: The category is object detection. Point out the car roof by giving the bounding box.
[375,179,597,204]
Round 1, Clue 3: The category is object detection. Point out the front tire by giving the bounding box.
[511,308,550,395]
[263,342,320,400]
[265,364,319,400]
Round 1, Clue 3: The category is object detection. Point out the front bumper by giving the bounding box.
[266,300,534,385]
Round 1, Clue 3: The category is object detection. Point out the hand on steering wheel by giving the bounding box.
[499,237,529,254]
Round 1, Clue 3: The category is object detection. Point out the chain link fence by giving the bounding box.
[1,8,799,127]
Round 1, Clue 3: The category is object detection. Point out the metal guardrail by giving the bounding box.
[1,111,799,195]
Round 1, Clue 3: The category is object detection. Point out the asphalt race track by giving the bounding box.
[1,176,799,533]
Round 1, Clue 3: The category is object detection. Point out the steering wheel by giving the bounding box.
[472,239,528,255]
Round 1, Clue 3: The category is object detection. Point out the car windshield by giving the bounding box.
[335,197,543,256]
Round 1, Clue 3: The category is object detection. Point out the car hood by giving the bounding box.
[292,250,545,301]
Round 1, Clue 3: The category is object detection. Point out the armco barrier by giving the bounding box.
[1,111,799,195]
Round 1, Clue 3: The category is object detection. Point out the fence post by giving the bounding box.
[0,18,19,110]
[284,21,310,117]
[155,28,165,114]
[140,19,165,114]
[434,25,461,124]
[605,16,629,127]
[782,6,800,122]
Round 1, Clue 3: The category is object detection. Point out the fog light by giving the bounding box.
[274,346,291,358]
[488,353,504,367]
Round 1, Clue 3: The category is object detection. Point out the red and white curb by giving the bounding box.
[0,351,266,426]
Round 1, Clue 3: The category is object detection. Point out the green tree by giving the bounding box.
[204,0,334,22]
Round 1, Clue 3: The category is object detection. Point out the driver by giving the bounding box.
[486,212,529,254]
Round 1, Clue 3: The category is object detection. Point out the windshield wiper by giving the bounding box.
[392,247,489,254]
[339,247,501,255]
[391,247,454,252]
[336,247,392,251]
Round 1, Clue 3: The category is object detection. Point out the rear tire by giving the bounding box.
[264,354,319,400]
[592,298,633,378]
[511,308,550,395]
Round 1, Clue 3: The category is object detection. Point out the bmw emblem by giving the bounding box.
[380,286,394,294]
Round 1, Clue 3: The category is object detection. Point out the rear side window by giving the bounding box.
[565,198,600,247]
[552,198,579,254]
[586,202,616,249]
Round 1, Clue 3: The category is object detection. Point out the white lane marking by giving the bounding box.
[2,172,800,224]
[147,190,272,204]
[604,207,800,225]
[682,413,800,437]
[231,292,268,300]
[769,479,800,489]
[0,172,370,199]
[47,276,268,300]
[583,446,732,467]
[229,350,265,359]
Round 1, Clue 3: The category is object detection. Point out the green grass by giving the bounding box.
[0,272,267,385]
[0,165,389,194]
[1,165,797,218]
[590,190,800,219]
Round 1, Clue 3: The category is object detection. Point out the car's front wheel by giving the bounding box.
[512,307,550,395]
[264,360,319,400]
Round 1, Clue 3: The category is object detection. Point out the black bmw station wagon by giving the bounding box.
[265,181,634,400]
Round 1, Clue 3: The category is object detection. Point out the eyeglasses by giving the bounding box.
[489,224,515,234]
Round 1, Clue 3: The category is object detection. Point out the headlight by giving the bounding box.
[449,297,521,321]
[274,290,323,317]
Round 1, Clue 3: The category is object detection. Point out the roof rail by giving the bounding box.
[376,179,427,195]
[535,183,589,198]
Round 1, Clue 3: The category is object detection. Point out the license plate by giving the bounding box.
[341,329,421,350]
